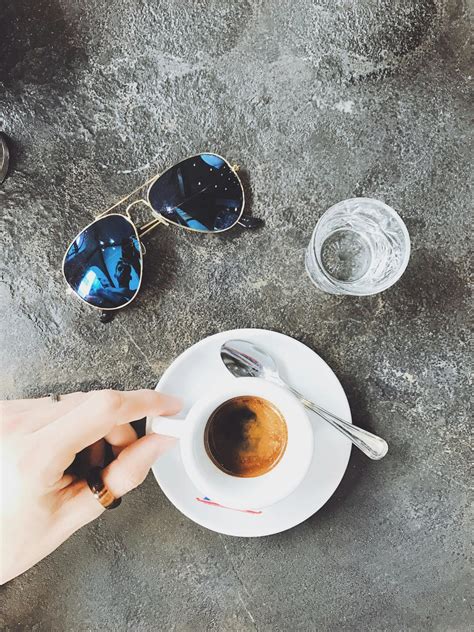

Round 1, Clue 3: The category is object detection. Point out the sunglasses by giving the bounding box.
[62,153,262,321]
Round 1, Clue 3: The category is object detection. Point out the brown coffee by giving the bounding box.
[204,396,288,478]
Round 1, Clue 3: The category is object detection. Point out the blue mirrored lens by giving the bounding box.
[63,215,141,309]
[148,153,243,232]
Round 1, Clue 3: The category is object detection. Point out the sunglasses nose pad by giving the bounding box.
[139,240,147,256]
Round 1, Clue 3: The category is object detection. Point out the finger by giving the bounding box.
[14,393,92,432]
[102,434,176,497]
[58,434,177,531]
[1,392,86,416]
[55,473,77,491]
[81,427,137,471]
[87,440,106,468]
[105,423,137,457]
[1,392,89,434]
[39,390,181,474]
[64,440,106,480]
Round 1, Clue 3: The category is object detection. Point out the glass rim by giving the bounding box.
[310,197,411,296]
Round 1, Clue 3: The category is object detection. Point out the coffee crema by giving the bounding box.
[204,396,288,478]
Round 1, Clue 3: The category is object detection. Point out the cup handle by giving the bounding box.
[151,415,186,439]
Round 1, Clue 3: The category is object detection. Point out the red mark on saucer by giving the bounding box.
[196,497,263,515]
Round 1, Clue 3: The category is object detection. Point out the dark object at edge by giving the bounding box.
[0,134,10,184]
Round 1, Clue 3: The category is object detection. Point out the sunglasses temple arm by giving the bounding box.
[238,216,265,229]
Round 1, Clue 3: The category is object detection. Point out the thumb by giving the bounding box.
[102,433,175,498]
[60,434,176,532]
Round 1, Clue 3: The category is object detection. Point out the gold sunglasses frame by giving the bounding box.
[62,153,245,312]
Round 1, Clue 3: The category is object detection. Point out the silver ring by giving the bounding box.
[50,393,61,403]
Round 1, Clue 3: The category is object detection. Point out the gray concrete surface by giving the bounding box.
[0,0,471,630]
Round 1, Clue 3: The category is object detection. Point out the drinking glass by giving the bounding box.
[305,198,410,296]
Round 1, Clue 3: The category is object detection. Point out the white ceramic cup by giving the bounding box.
[151,378,314,510]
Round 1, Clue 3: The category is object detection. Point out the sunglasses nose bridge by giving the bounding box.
[124,198,171,237]
[124,198,153,221]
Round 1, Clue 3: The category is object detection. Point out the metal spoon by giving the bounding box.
[220,339,388,460]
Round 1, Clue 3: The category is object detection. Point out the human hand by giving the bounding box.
[0,389,181,584]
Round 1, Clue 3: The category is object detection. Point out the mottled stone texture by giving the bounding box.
[0,0,471,630]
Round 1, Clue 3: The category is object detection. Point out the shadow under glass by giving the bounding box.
[148,153,243,232]
[63,215,141,309]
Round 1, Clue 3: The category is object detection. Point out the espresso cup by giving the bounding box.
[151,378,314,509]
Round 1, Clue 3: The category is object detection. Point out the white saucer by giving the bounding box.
[146,329,352,537]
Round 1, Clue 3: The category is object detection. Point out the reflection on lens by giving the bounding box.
[63,215,142,309]
[148,153,243,232]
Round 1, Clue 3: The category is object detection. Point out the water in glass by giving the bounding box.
[305,198,410,296]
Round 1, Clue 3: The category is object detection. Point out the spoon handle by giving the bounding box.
[286,385,388,460]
